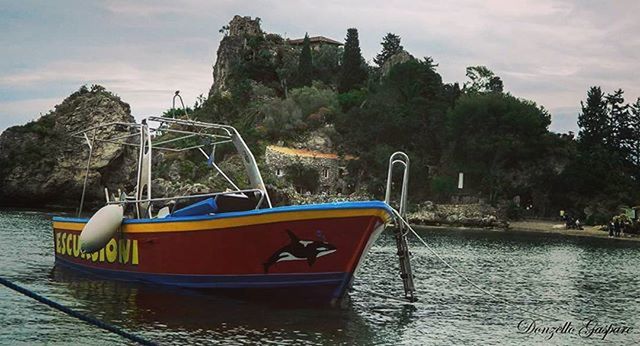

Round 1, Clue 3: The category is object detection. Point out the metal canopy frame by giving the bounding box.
[72,116,272,218]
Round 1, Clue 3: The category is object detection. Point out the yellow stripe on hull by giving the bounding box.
[53,208,390,233]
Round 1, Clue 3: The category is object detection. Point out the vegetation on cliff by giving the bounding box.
[186,16,640,222]
[0,85,137,207]
[3,15,640,225]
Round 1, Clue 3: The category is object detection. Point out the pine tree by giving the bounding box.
[374,33,403,67]
[606,89,630,154]
[338,28,368,93]
[577,86,608,149]
[296,33,313,87]
[629,98,640,166]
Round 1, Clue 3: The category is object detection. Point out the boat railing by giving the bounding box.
[72,110,273,217]
[384,151,417,302]
[107,189,266,209]
[385,151,410,218]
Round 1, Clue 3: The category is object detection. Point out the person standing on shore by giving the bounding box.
[614,218,621,237]
[609,220,615,237]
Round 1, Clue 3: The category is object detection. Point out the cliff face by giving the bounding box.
[209,15,263,95]
[0,85,137,209]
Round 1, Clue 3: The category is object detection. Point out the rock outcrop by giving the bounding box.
[0,85,137,209]
[381,50,415,77]
[407,202,507,228]
[209,15,263,95]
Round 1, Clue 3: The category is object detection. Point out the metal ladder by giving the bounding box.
[385,152,417,302]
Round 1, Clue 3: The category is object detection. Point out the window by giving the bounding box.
[322,168,329,178]
[276,169,284,177]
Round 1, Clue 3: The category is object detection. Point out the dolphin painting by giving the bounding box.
[263,230,337,273]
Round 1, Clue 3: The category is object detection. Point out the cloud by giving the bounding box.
[0,97,60,130]
[1,0,639,135]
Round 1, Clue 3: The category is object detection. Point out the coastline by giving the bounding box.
[412,220,640,242]
[508,220,640,242]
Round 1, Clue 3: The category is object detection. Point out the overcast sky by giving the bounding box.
[1,0,638,134]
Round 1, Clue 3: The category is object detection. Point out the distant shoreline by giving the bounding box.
[413,220,640,242]
[5,207,640,243]
[508,220,640,242]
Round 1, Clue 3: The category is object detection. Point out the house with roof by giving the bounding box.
[265,145,355,194]
[287,36,342,51]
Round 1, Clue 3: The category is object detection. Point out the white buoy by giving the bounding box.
[80,204,124,253]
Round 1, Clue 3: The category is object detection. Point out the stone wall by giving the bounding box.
[265,145,352,194]
[228,15,262,37]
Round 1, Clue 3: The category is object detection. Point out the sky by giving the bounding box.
[1,0,638,134]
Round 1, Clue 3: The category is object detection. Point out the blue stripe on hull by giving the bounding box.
[55,257,351,299]
[53,200,392,223]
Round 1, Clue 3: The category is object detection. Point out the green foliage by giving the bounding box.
[296,34,313,87]
[374,33,403,67]
[337,89,367,111]
[289,84,339,120]
[464,66,503,94]
[577,86,608,149]
[275,43,298,96]
[338,28,368,93]
[312,45,342,86]
[256,97,305,141]
[446,93,551,202]
[253,84,339,141]
[285,162,320,193]
[335,58,448,199]
[505,202,525,220]
[162,107,193,119]
[430,175,457,201]
[564,87,640,218]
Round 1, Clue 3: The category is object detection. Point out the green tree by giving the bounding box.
[338,28,368,93]
[374,33,403,67]
[296,33,313,87]
[606,89,630,155]
[289,85,339,121]
[275,43,298,98]
[577,86,609,149]
[559,87,640,223]
[446,93,551,202]
[312,45,342,86]
[335,58,448,199]
[463,66,503,93]
[629,98,640,166]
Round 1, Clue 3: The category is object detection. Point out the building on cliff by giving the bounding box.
[287,36,342,51]
[265,145,355,194]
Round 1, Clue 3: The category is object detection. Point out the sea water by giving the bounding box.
[1,209,639,345]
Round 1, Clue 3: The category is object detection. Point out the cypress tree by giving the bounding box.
[338,28,367,93]
[296,33,313,87]
[374,33,403,67]
[606,89,630,153]
[577,86,608,149]
[629,98,640,166]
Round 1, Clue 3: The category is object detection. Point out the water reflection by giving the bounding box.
[50,265,383,345]
[3,211,640,344]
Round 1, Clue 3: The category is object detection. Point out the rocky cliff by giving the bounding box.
[209,15,264,95]
[0,85,137,209]
[407,202,507,228]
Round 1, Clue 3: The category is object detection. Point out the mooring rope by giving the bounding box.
[0,276,157,346]
[389,208,565,322]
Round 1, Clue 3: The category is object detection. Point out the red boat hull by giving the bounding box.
[52,202,391,303]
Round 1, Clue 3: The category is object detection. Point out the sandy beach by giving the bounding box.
[508,220,640,242]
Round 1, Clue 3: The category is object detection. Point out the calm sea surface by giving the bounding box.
[1,209,639,345]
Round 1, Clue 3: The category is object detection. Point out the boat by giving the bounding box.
[52,112,416,305]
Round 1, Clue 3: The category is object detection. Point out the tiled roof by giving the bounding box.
[267,145,355,160]
[288,36,342,46]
